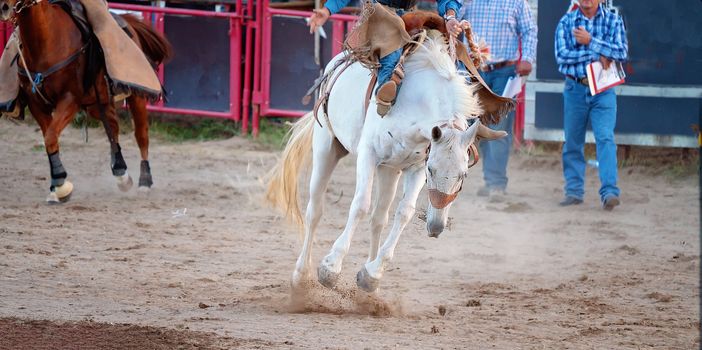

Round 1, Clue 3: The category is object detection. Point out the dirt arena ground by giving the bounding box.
[0,119,699,349]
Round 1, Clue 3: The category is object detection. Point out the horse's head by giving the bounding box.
[0,0,15,21]
[424,118,506,237]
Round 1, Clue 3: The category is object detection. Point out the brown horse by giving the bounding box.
[0,0,172,203]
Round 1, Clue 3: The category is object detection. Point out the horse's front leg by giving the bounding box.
[357,164,426,292]
[317,146,377,289]
[41,96,79,203]
[368,165,402,263]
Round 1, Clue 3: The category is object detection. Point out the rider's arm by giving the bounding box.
[436,0,461,18]
[324,0,354,15]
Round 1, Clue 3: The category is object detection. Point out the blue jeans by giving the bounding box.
[478,65,516,191]
[375,7,405,94]
[562,78,620,202]
[377,48,403,93]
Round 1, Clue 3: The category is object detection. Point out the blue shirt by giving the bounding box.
[324,0,460,18]
[555,5,628,78]
[458,0,538,64]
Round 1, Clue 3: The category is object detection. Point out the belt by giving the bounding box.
[480,61,517,73]
[566,75,589,86]
[377,0,416,10]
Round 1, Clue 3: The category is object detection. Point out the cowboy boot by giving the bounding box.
[376,65,404,117]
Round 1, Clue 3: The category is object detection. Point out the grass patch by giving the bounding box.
[253,118,292,150]
[70,111,240,143]
[521,141,699,181]
[149,118,239,143]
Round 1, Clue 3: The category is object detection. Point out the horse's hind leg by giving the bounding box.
[357,165,426,292]
[38,97,79,203]
[127,95,153,191]
[293,132,347,289]
[86,102,132,192]
[318,145,377,288]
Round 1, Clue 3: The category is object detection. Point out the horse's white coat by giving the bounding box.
[289,33,500,291]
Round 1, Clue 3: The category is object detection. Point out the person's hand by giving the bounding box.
[446,18,463,38]
[515,61,532,76]
[573,26,591,45]
[308,7,330,34]
[599,55,612,69]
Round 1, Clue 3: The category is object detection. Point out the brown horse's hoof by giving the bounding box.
[46,181,73,204]
[116,174,133,192]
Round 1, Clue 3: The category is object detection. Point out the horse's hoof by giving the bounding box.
[47,181,73,204]
[137,186,151,195]
[116,174,133,192]
[356,266,380,293]
[291,270,313,291]
[317,264,340,289]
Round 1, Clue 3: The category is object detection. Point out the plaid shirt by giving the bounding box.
[555,5,628,78]
[458,0,538,64]
[325,0,460,17]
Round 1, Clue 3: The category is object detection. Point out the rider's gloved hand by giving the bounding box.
[446,18,463,37]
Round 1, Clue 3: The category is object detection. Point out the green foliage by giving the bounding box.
[149,118,239,143]
[252,118,292,150]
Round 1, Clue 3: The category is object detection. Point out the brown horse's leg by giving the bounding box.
[127,95,153,189]
[41,96,79,203]
[86,102,133,192]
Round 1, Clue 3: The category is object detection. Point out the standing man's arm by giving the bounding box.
[515,0,537,75]
[554,18,594,65]
[589,16,628,61]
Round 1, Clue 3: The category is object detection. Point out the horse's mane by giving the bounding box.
[403,30,483,119]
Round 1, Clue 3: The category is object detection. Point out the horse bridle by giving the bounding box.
[13,0,41,15]
[424,134,480,209]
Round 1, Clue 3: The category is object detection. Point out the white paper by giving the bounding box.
[586,61,626,95]
[502,75,524,99]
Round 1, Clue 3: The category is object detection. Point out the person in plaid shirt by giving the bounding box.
[458,0,537,201]
[555,0,628,210]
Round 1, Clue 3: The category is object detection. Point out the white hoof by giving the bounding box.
[137,186,151,195]
[292,268,314,288]
[46,181,73,204]
[116,174,133,192]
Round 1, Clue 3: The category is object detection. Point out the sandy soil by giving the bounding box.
[0,119,699,349]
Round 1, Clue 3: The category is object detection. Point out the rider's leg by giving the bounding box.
[375,48,403,116]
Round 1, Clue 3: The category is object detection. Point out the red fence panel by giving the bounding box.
[251,2,357,136]
[108,2,244,124]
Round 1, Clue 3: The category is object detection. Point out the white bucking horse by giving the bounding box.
[267,30,512,292]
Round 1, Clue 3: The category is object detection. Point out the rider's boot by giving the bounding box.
[376,65,404,117]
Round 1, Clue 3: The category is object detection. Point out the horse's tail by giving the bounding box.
[122,14,173,65]
[265,112,316,229]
